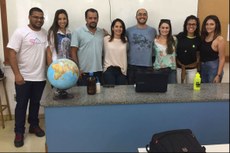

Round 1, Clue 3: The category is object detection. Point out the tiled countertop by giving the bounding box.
[41,83,229,107]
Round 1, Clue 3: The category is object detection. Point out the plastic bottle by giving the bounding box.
[96,77,101,93]
[193,72,201,91]
[87,72,96,95]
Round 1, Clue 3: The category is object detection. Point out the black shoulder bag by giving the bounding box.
[146,129,206,152]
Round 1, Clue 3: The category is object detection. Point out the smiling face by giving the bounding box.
[29,11,44,30]
[186,19,197,35]
[205,19,216,34]
[136,9,148,25]
[58,13,68,30]
[159,22,170,36]
[112,21,123,38]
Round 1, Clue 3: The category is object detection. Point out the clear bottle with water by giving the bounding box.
[96,77,101,93]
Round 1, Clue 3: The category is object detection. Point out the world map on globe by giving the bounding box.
[47,59,79,90]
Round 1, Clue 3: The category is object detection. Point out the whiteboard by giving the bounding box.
[6,0,198,36]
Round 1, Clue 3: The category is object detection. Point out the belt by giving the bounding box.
[177,59,198,83]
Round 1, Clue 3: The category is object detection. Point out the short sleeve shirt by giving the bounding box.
[71,25,104,72]
[126,25,157,67]
[7,26,48,81]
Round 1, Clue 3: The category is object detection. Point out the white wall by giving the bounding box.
[0,6,4,66]
[1,0,198,116]
[6,0,198,36]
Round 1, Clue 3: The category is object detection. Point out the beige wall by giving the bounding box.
[198,0,229,61]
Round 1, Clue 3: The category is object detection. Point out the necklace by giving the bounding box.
[186,35,196,39]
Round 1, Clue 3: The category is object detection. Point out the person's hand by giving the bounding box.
[213,75,221,83]
[78,70,84,80]
[15,73,25,85]
[103,29,109,36]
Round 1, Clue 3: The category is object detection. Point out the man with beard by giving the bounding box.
[71,8,105,85]
[7,7,47,147]
[126,8,157,85]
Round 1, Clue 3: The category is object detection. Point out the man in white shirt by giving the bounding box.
[7,7,48,148]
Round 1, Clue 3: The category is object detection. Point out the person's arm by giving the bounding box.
[9,49,25,85]
[213,36,225,83]
[70,47,79,64]
[46,46,53,66]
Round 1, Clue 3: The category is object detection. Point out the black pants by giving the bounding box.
[14,81,46,134]
[103,66,127,85]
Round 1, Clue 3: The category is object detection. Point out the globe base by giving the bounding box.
[53,90,74,100]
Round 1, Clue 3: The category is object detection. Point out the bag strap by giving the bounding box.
[145,144,150,153]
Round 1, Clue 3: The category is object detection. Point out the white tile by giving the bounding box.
[0,119,45,152]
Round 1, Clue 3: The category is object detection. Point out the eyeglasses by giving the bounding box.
[187,23,197,26]
[31,16,45,20]
[137,13,147,17]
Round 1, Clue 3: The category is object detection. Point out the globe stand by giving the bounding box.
[53,89,74,100]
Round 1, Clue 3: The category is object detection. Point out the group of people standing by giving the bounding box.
[6,7,225,147]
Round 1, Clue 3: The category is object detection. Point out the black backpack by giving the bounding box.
[146,129,206,152]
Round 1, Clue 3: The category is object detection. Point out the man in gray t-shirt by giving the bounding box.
[126,8,157,84]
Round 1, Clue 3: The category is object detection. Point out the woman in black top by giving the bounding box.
[200,15,225,83]
[176,15,201,83]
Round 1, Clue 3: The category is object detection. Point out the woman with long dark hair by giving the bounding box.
[47,9,71,99]
[103,18,128,85]
[153,19,177,83]
[200,15,225,83]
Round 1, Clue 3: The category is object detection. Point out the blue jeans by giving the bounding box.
[103,66,127,85]
[201,59,223,83]
[15,81,46,134]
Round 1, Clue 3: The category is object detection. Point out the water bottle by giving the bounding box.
[193,72,201,91]
[87,72,96,95]
[96,77,101,93]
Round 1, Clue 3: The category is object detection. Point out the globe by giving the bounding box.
[47,58,79,90]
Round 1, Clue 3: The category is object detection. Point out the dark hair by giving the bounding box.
[183,15,200,37]
[109,18,127,43]
[48,9,69,52]
[85,8,98,19]
[158,19,176,54]
[29,7,43,15]
[201,15,221,41]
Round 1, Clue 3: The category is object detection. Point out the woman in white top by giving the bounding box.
[153,19,177,83]
[103,18,128,85]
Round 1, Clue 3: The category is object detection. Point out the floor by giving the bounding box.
[0,63,229,152]
[0,118,46,152]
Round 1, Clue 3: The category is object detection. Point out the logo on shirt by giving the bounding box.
[132,34,152,50]
[29,38,42,45]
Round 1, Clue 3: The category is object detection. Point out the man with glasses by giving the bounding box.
[7,7,47,147]
[126,8,157,85]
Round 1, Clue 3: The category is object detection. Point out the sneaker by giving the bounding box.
[14,133,24,147]
[29,126,45,137]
